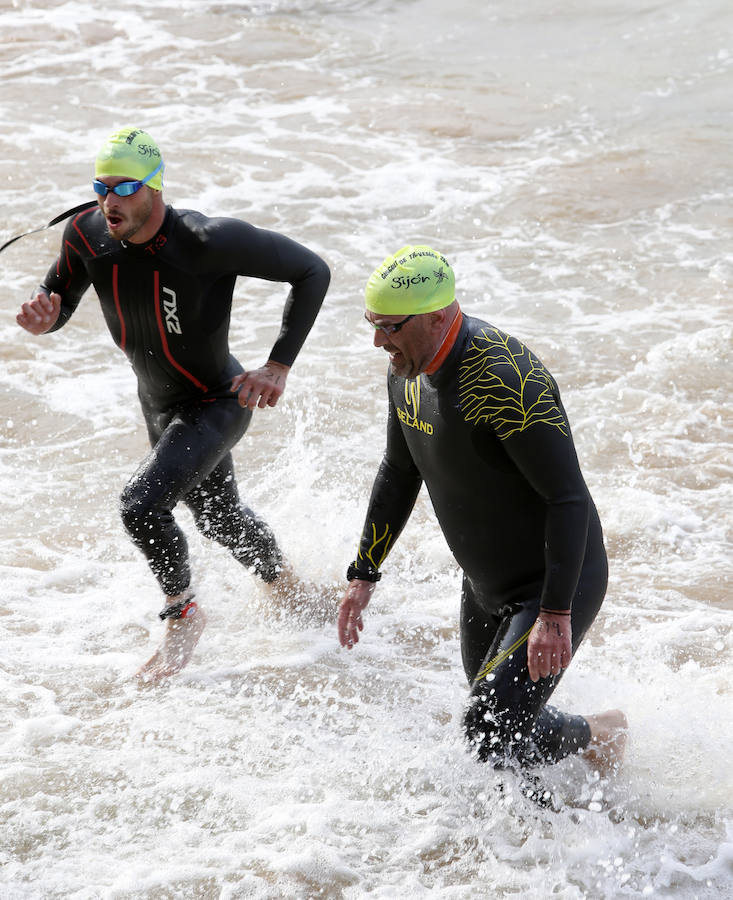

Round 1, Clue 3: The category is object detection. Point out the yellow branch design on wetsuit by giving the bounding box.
[404,377,420,416]
[458,329,568,440]
[475,626,534,683]
[358,523,393,570]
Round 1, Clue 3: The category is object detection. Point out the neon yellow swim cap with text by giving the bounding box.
[365,245,455,315]
[94,127,164,191]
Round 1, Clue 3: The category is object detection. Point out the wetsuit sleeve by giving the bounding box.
[353,388,423,575]
[203,218,330,367]
[495,399,590,613]
[37,216,93,333]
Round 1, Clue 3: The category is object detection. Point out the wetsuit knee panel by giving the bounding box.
[119,481,145,531]
[464,694,521,764]
[119,476,175,535]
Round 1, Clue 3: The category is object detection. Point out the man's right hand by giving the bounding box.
[17,291,61,335]
[337,579,376,649]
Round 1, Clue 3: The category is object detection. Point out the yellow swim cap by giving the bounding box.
[94,127,164,191]
[365,245,455,315]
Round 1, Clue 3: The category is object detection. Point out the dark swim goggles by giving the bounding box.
[365,313,416,335]
[92,159,164,197]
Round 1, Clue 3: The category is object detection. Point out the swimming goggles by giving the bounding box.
[92,159,164,197]
[365,313,416,335]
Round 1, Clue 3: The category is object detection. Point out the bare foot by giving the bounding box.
[583,709,628,775]
[135,607,207,683]
[265,563,340,625]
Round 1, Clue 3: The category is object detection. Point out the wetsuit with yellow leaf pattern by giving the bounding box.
[354,313,608,766]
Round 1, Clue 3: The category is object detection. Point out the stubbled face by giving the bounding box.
[366,311,438,378]
[96,177,154,242]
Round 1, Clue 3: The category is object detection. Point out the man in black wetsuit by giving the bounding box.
[17,126,331,681]
[338,245,627,774]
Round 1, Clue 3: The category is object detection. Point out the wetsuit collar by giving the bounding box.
[424,306,463,375]
[120,205,172,257]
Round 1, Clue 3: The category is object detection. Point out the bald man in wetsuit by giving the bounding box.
[338,245,627,775]
[17,126,331,681]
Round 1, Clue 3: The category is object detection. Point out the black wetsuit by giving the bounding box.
[353,313,608,767]
[39,204,330,596]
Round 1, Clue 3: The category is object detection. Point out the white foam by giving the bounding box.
[1,0,732,897]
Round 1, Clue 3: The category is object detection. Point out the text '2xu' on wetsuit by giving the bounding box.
[39,203,330,595]
[352,312,608,766]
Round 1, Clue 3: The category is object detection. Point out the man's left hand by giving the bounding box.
[231,360,290,410]
[527,610,572,682]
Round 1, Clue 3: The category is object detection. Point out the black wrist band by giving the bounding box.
[346,562,381,583]
[539,607,571,616]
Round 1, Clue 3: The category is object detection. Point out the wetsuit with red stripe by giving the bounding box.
[352,312,608,767]
[39,204,330,594]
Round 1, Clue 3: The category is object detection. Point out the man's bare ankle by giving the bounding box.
[583,709,628,774]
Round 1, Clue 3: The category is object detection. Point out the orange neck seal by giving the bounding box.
[425,307,463,375]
